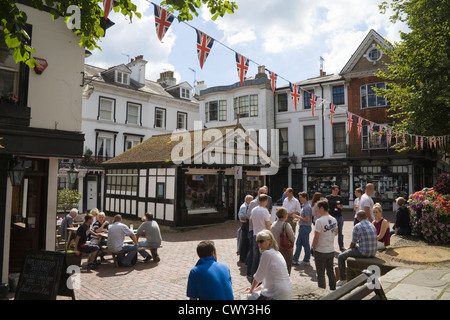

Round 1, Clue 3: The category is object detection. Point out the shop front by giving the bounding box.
[304,160,350,205]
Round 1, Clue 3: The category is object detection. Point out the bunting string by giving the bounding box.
[145,2,449,151]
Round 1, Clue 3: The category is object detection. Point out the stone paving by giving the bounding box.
[61,209,449,300]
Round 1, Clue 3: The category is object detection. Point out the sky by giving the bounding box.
[87,0,408,90]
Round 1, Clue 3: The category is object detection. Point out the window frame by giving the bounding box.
[332,85,345,105]
[333,123,346,154]
[304,125,316,155]
[303,91,314,110]
[277,93,288,112]
[360,82,388,109]
[98,96,116,122]
[126,102,142,126]
[154,107,166,129]
[177,111,188,130]
[115,70,130,85]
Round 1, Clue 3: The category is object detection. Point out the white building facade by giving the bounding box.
[60,57,199,212]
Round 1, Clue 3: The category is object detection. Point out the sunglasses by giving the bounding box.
[257,239,267,244]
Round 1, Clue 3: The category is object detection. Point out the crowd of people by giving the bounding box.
[60,182,412,300]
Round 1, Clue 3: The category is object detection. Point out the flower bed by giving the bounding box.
[408,188,450,244]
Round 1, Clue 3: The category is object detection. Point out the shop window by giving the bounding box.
[185,175,218,213]
[156,182,165,198]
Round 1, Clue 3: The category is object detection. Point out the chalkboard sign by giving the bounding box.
[14,249,73,300]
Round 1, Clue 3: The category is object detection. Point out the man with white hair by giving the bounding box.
[60,208,78,242]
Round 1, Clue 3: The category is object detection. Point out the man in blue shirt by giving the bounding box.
[336,210,378,286]
[187,240,234,300]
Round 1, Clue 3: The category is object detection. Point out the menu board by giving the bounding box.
[14,250,68,300]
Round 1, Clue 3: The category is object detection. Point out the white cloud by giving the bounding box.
[88,0,177,81]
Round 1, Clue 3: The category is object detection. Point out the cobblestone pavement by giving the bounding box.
[68,209,396,300]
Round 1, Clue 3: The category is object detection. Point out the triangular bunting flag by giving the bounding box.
[153,4,175,42]
[310,94,318,117]
[103,0,114,20]
[378,125,383,144]
[420,136,424,150]
[402,132,406,147]
[329,103,337,125]
[370,122,375,138]
[388,129,392,146]
[357,116,363,138]
[235,53,249,86]
[196,30,214,69]
[415,136,419,149]
[290,83,301,111]
[347,112,353,134]
[267,69,277,96]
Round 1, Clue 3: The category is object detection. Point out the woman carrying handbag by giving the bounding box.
[271,207,295,275]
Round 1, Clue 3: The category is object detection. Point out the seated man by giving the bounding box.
[60,208,78,244]
[136,212,162,262]
[74,214,100,270]
[336,210,378,286]
[107,215,139,267]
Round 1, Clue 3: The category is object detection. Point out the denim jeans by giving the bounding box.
[336,216,344,249]
[337,247,366,280]
[250,235,261,279]
[117,244,138,267]
[246,230,254,277]
[293,225,311,263]
[138,241,160,258]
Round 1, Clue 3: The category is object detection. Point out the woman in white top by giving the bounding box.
[353,188,363,225]
[244,230,292,300]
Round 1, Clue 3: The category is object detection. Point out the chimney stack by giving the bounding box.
[255,65,268,79]
[157,70,177,88]
[127,54,147,85]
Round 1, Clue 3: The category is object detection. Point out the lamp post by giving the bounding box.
[67,164,79,189]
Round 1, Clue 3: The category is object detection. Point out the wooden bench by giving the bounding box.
[321,270,388,300]
[100,244,162,267]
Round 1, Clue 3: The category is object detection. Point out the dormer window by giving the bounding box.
[181,88,190,100]
[115,70,130,85]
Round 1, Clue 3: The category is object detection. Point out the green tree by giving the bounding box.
[1,0,237,68]
[377,0,450,151]
[57,188,82,213]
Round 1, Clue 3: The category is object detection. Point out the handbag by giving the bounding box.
[279,222,294,250]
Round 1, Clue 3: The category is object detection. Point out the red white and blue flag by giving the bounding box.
[267,69,277,96]
[310,94,318,117]
[378,125,383,144]
[420,136,424,150]
[402,132,406,147]
[153,4,175,42]
[235,53,249,86]
[329,103,337,125]
[415,136,419,149]
[196,30,214,69]
[103,0,114,20]
[370,122,375,138]
[357,116,363,138]
[347,112,353,134]
[388,129,392,146]
[290,83,301,111]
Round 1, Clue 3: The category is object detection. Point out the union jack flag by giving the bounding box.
[347,112,353,134]
[329,103,337,125]
[267,69,277,96]
[290,83,301,111]
[402,132,406,147]
[370,122,375,137]
[415,136,419,149]
[420,136,424,149]
[310,94,318,117]
[103,0,114,20]
[388,129,392,146]
[356,116,363,138]
[235,53,249,86]
[196,30,214,69]
[153,4,175,42]
[378,125,383,144]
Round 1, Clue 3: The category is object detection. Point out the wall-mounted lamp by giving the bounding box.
[290,153,298,165]
[67,164,79,188]
[8,158,25,186]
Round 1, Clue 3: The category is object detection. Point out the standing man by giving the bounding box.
[282,188,301,232]
[238,195,253,263]
[187,240,234,300]
[293,192,312,265]
[326,185,345,252]
[360,183,375,222]
[336,210,378,286]
[312,200,337,290]
[74,214,100,270]
[249,194,271,282]
[107,215,139,267]
[353,188,363,225]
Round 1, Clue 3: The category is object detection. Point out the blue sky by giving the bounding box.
[87,0,408,90]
